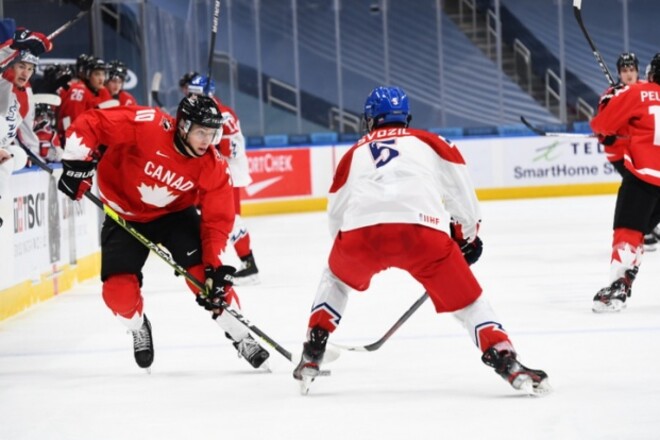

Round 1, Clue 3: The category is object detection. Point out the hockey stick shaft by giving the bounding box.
[572,0,615,86]
[150,72,164,107]
[520,116,596,138]
[18,143,295,362]
[1,2,94,74]
[331,292,429,352]
[205,0,221,94]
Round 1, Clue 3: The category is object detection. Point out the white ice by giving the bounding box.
[1,194,659,440]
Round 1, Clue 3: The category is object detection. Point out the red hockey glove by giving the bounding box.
[196,265,236,310]
[10,28,53,56]
[58,160,95,201]
[458,237,483,266]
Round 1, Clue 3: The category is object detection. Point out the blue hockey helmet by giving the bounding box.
[187,74,216,96]
[363,86,411,131]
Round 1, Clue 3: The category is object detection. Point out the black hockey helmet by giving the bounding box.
[84,57,109,78]
[176,94,223,129]
[179,71,200,88]
[648,53,660,84]
[34,103,56,129]
[75,53,92,78]
[174,95,223,157]
[107,60,128,81]
[616,52,638,72]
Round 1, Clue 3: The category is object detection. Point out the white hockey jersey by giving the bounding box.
[328,127,481,242]
[0,45,38,155]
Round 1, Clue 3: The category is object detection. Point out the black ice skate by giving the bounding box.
[481,347,551,396]
[592,267,638,313]
[131,314,154,371]
[233,335,270,369]
[232,252,260,286]
[293,326,328,395]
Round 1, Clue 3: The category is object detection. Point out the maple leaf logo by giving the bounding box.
[137,183,179,207]
[62,132,92,160]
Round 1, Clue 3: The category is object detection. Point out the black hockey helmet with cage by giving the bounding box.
[179,71,200,88]
[648,53,660,84]
[107,60,128,81]
[616,52,639,72]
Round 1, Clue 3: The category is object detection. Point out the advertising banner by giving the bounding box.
[242,148,312,200]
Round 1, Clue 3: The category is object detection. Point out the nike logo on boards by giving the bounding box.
[245,176,283,196]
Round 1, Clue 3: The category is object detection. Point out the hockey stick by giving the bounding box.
[205,0,221,95]
[330,292,430,352]
[520,116,596,138]
[16,143,297,364]
[1,1,94,74]
[150,72,164,107]
[573,0,615,86]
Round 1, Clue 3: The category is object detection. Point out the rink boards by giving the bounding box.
[0,134,619,319]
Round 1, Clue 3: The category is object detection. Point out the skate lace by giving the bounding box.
[132,325,151,352]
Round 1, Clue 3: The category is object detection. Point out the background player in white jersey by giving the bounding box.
[0,28,53,228]
[292,86,550,396]
[182,73,260,285]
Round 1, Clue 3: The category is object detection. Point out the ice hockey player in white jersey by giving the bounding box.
[0,28,53,228]
[293,86,551,396]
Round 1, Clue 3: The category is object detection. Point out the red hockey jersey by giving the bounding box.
[58,81,113,133]
[62,106,235,268]
[591,81,660,186]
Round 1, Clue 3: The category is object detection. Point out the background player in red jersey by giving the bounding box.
[590,53,660,313]
[181,73,260,285]
[57,56,115,136]
[292,86,550,396]
[57,95,270,371]
[105,60,136,106]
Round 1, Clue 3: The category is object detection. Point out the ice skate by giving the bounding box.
[481,346,551,397]
[293,326,328,395]
[233,334,270,370]
[592,267,638,313]
[643,233,657,252]
[131,314,154,372]
[232,252,260,286]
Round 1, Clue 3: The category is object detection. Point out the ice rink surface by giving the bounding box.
[1,194,659,440]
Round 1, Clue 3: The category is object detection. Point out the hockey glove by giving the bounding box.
[58,160,95,201]
[459,237,483,266]
[10,28,53,56]
[196,265,236,310]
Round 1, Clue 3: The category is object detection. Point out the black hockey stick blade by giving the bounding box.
[572,0,615,86]
[331,292,429,352]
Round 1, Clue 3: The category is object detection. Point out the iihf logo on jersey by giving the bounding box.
[369,139,399,168]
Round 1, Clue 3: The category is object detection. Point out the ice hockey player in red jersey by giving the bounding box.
[105,60,136,106]
[58,56,115,136]
[57,94,270,371]
[182,73,260,285]
[590,53,660,313]
[292,86,551,396]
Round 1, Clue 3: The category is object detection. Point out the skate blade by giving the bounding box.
[143,367,152,375]
[258,360,272,373]
[592,299,626,313]
[232,274,260,286]
[298,369,319,395]
[516,377,552,397]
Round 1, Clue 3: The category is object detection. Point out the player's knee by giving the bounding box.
[102,274,142,318]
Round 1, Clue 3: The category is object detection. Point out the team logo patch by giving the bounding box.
[369,139,399,168]
[310,302,342,330]
[474,321,507,351]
